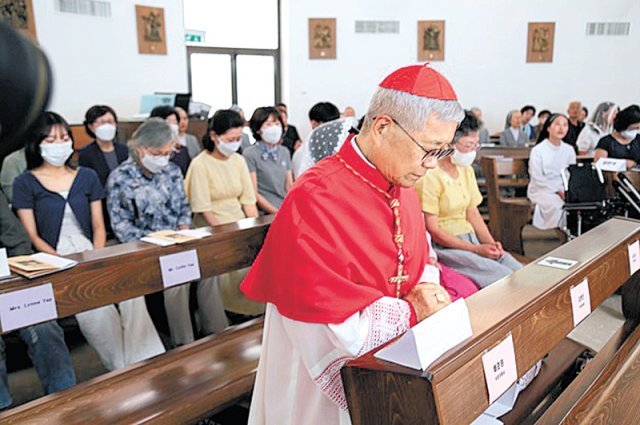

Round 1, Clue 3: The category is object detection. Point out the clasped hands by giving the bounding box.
[402,282,452,322]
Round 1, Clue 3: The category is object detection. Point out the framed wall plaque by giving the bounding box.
[135,5,167,55]
[527,22,555,63]
[418,20,445,61]
[309,18,336,59]
[0,0,37,42]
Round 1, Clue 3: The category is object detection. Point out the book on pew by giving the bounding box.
[8,253,78,279]
[141,228,212,246]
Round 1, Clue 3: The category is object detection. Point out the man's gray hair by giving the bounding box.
[361,87,464,134]
[128,118,175,157]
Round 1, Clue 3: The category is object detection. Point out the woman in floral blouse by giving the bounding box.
[107,118,198,347]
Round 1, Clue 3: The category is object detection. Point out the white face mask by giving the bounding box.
[94,123,116,142]
[450,148,477,167]
[169,124,180,136]
[217,139,242,157]
[41,141,73,167]
[621,129,639,140]
[140,152,170,173]
[261,125,282,145]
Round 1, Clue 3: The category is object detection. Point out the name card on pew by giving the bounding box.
[159,249,201,288]
[628,240,640,275]
[481,334,518,404]
[0,283,58,332]
[595,157,626,172]
[0,248,10,279]
[537,256,578,270]
[374,298,472,370]
[570,278,591,326]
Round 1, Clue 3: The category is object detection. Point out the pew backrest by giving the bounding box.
[0,215,272,333]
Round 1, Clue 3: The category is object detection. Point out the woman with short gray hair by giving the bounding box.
[107,118,199,347]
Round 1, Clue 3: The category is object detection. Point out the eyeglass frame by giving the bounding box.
[385,117,455,162]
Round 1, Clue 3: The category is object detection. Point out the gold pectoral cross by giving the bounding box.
[390,273,409,298]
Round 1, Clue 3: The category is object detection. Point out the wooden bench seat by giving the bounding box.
[0,318,263,424]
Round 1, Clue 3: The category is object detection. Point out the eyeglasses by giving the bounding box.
[390,118,455,161]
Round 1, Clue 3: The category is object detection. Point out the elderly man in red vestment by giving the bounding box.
[241,64,474,425]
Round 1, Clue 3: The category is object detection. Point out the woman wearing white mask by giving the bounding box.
[107,118,195,347]
[185,109,262,324]
[243,107,293,214]
[593,105,640,170]
[576,102,618,156]
[79,105,129,237]
[79,105,129,187]
[150,105,191,176]
[13,112,165,371]
[415,111,522,288]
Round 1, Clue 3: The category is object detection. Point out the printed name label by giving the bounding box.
[159,249,201,288]
[0,283,58,332]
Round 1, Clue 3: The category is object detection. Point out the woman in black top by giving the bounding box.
[79,105,129,187]
[594,105,640,170]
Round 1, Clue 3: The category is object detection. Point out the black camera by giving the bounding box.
[0,21,52,160]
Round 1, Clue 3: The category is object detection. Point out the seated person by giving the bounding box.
[107,119,195,347]
[520,105,536,140]
[14,112,164,370]
[150,106,191,176]
[0,189,75,408]
[593,104,640,170]
[0,147,26,203]
[175,106,202,159]
[528,114,576,230]
[78,105,128,188]
[276,103,301,156]
[416,111,522,288]
[185,109,262,321]
[243,107,293,214]
[499,110,528,146]
[79,105,129,236]
[470,107,490,144]
[534,109,551,141]
[577,102,617,156]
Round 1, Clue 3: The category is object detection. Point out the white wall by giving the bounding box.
[282,0,640,139]
[32,0,188,124]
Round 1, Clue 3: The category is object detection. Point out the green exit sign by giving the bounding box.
[185,30,205,44]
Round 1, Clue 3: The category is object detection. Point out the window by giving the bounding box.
[184,0,280,118]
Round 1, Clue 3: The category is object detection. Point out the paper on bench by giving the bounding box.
[537,256,578,270]
[31,253,77,270]
[0,248,10,279]
[374,298,472,370]
[141,236,176,246]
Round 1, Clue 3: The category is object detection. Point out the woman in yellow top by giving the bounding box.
[185,109,262,324]
[415,111,522,288]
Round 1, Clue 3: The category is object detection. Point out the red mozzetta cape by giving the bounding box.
[240,136,429,324]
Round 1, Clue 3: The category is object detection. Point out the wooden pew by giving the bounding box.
[0,216,273,423]
[481,155,531,252]
[342,217,640,425]
[534,278,640,424]
[0,215,272,325]
[0,318,263,424]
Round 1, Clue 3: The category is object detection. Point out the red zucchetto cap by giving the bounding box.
[379,64,457,101]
